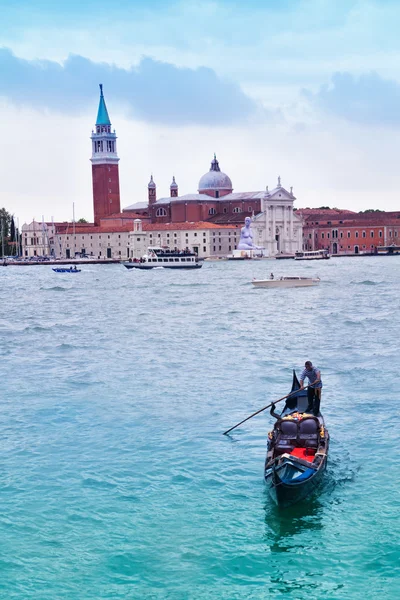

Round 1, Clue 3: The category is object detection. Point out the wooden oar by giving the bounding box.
[222,384,313,436]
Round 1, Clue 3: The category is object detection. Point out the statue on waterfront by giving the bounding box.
[238,216,261,250]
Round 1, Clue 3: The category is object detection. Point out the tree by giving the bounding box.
[77,218,88,223]
[0,207,12,256]
[359,209,384,214]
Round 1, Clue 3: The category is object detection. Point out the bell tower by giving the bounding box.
[91,84,120,225]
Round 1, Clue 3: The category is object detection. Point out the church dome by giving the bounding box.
[198,155,233,192]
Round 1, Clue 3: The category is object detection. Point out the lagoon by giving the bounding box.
[0,257,399,599]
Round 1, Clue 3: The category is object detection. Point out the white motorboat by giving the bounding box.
[252,276,320,288]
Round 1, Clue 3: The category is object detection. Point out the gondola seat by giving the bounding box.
[297,417,319,448]
[274,420,298,455]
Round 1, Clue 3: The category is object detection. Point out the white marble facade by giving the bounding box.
[252,180,303,256]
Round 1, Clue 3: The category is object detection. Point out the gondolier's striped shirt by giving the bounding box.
[300,366,322,388]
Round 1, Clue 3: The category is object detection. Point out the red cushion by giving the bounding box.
[290,447,316,463]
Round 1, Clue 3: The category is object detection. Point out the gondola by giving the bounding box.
[264,371,329,507]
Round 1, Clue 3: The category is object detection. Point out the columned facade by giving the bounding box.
[252,179,302,256]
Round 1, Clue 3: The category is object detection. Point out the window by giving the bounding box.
[327,233,330,239]
[232,207,242,213]
[215,191,219,198]
[362,231,366,238]
[137,238,140,242]
[355,231,359,238]
[248,206,253,212]
[208,208,216,215]
[379,230,383,238]
[167,233,170,238]
[229,246,231,251]
[213,246,216,251]
[156,207,167,217]
[219,246,222,251]
[371,231,374,238]
[223,208,228,213]
[321,233,325,239]
[203,246,206,252]
[194,233,197,237]
[340,232,343,238]
[389,231,392,237]
[347,231,351,238]
[174,233,177,238]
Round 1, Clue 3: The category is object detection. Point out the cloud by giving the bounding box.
[0,47,258,126]
[304,71,400,126]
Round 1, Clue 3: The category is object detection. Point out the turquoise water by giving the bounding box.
[0,257,399,599]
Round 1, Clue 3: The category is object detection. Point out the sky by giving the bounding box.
[1,0,400,223]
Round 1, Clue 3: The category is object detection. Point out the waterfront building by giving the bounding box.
[127,219,240,260]
[298,209,400,254]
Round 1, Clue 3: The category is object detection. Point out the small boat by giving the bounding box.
[294,250,330,260]
[52,267,81,273]
[264,371,329,507]
[123,247,202,270]
[252,276,320,288]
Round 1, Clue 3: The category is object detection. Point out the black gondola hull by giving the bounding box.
[265,457,327,508]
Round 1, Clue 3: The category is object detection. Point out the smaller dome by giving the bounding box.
[198,155,233,192]
[148,175,156,189]
[170,176,178,189]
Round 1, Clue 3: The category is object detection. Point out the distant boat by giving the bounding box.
[376,245,400,256]
[265,371,329,508]
[52,267,81,273]
[123,247,202,270]
[295,250,330,260]
[252,276,320,288]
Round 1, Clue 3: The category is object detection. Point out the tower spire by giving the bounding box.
[96,83,111,126]
[91,84,120,225]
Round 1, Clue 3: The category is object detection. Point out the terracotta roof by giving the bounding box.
[207,213,253,224]
[100,213,146,220]
[56,224,133,234]
[142,221,236,231]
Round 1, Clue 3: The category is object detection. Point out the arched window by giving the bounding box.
[233,207,242,213]
[208,207,216,215]
[156,207,167,217]
[248,206,253,213]
[223,207,228,214]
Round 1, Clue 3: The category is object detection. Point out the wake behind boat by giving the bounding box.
[123,247,202,270]
[252,276,320,288]
[264,371,329,507]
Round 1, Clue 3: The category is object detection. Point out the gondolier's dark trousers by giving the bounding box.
[307,386,321,416]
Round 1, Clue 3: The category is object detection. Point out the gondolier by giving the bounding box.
[300,361,322,416]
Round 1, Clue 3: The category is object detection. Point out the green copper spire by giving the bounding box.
[96,83,111,126]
